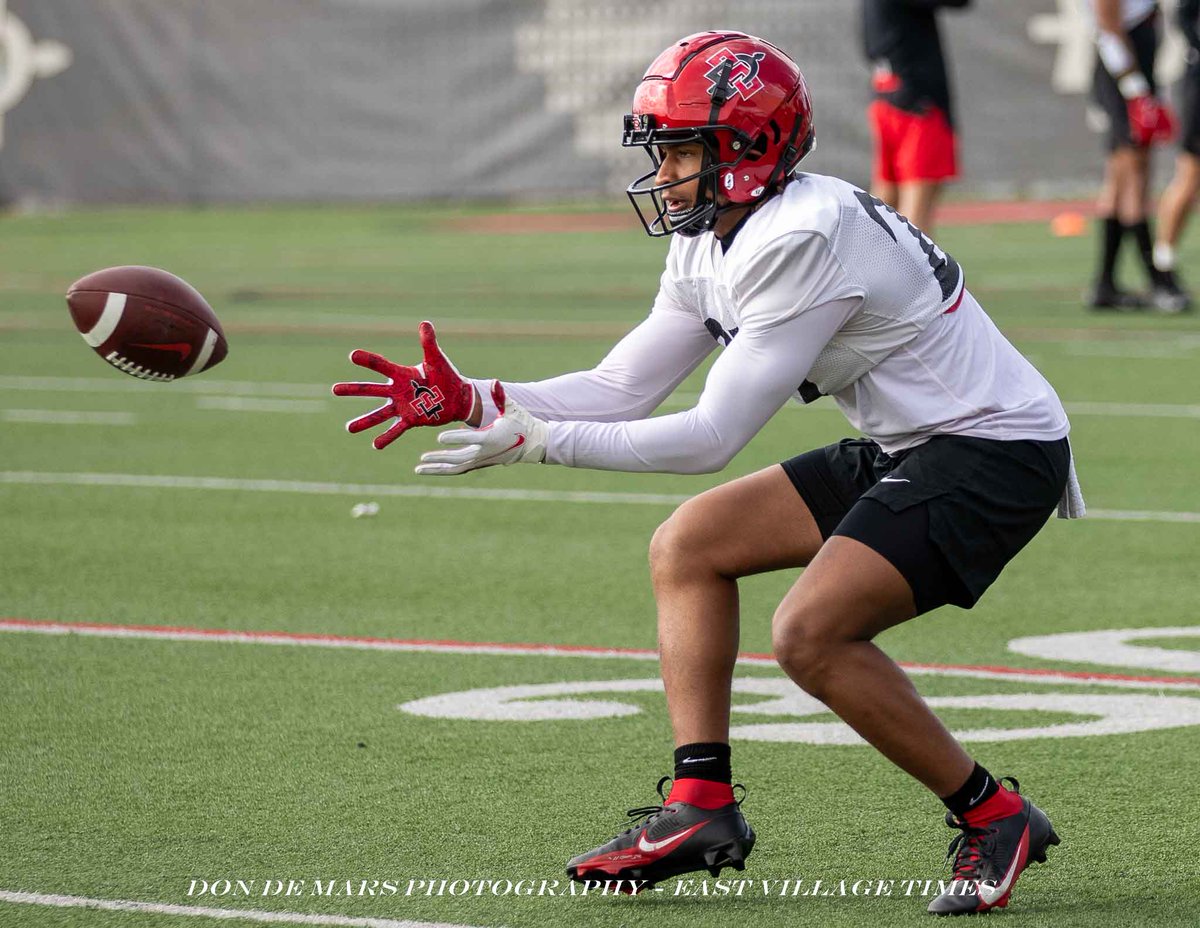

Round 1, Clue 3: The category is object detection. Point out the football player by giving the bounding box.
[1086,0,1179,310]
[335,32,1079,916]
[862,0,971,237]
[1151,0,1199,312]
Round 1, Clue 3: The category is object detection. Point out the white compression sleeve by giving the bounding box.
[469,306,714,425]
[1096,30,1136,77]
[544,297,860,474]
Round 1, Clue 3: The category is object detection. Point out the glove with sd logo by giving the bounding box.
[332,321,478,450]
[415,381,548,476]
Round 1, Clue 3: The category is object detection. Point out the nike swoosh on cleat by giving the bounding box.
[636,823,706,854]
[128,342,193,360]
[879,476,910,483]
[977,828,1029,906]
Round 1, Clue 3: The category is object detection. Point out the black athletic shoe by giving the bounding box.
[1085,281,1146,311]
[566,776,755,891]
[927,778,1060,916]
[1149,271,1192,314]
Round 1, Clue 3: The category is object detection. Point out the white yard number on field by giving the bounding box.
[399,676,1200,745]
[399,628,1200,745]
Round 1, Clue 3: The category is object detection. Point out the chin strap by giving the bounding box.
[692,60,736,233]
[764,95,806,194]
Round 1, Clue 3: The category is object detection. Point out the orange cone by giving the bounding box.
[1051,211,1088,237]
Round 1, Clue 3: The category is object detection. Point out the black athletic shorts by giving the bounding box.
[1093,12,1161,151]
[780,435,1070,615]
[1181,60,1200,157]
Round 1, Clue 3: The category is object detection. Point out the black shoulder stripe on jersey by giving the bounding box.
[854,190,962,302]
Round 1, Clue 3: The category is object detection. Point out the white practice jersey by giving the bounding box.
[472,173,1069,475]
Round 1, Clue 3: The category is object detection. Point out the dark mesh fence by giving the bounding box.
[0,1,1191,205]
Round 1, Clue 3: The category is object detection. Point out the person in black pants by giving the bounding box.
[1087,0,1179,310]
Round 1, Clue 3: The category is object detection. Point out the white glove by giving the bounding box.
[415,381,547,476]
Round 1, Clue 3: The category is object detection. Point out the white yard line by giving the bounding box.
[1062,341,1200,359]
[195,397,327,414]
[1063,401,1200,420]
[4,376,1200,421]
[1,470,1197,524]
[0,471,690,506]
[1,409,136,426]
[0,890,480,928]
[0,375,328,398]
[1084,508,1200,524]
[664,393,1200,420]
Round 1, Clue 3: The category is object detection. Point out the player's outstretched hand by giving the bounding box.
[415,382,547,476]
[332,321,478,450]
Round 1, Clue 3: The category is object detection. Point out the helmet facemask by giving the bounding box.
[623,118,755,238]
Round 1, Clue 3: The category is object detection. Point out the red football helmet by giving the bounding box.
[623,31,815,237]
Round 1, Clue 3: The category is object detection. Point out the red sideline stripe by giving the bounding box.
[3,618,1200,687]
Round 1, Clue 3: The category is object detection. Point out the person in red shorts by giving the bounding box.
[863,0,971,236]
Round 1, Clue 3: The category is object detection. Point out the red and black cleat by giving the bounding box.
[566,776,756,891]
[927,777,1061,916]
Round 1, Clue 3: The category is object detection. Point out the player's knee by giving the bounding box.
[649,497,737,585]
[771,608,837,696]
[648,507,703,583]
[1182,158,1200,198]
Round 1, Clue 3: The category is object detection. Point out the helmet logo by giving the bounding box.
[723,172,734,191]
[704,50,767,101]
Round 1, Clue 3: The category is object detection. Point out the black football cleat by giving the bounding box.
[566,776,755,891]
[1149,271,1192,314]
[1085,281,1146,311]
[927,778,1060,916]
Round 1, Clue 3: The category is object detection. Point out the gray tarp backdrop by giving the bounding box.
[0,0,1193,206]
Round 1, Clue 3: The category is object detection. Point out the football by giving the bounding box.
[66,266,228,381]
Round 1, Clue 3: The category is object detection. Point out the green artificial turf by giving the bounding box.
[1,202,1197,927]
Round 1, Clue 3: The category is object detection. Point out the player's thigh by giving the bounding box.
[898,180,941,231]
[1176,152,1200,195]
[1182,64,1200,161]
[773,534,917,653]
[872,179,899,209]
[868,101,899,196]
[650,464,824,580]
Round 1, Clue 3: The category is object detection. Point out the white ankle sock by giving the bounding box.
[1153,243,1176,272]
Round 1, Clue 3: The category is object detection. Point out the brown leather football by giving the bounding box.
[66,266,228,381]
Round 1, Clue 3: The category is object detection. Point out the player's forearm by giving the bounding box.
[468,308,713,427]
[545,407,741,475]
[469,368,691,426]
[538,307,843,475]
[1093,1,1140,80]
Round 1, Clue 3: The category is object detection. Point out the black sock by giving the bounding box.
[1100,216,1124,288]
[941,763,1000,818]
[673,742,732,784]
[1126,219,1165,285]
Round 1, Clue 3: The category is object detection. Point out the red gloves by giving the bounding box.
[1127,94,1177,147]
[332,321,477,449]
